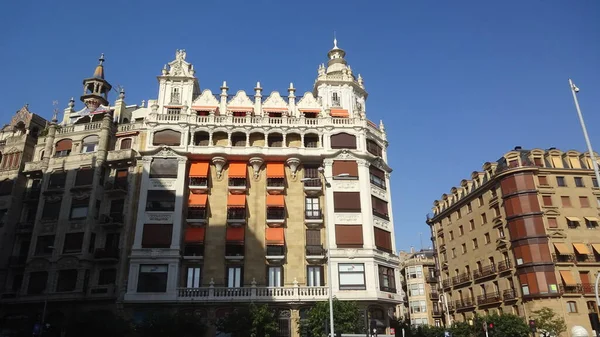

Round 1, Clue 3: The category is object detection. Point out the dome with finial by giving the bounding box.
[93,53,105,79]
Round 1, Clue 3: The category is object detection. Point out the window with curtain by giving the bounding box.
[338,263,365,290]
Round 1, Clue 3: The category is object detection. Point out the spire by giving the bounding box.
[93,53,105,79]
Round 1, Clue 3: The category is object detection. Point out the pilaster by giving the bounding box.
[132,158,152,249]
[170,157,188,249]
[357,159,374,249]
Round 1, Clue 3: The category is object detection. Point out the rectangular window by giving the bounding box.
[481,213,488,224]
[227,266,243,288]
[493,206,500,217]
[149,159,178,178]
[580,196,590,208]
[369,166,386,189]
[542,195,553,206]
[374,227,392,252]
[378,266,396,292]
[70,198,89,220]
[449,231,454,240]
[459,226,464,236]
[469,220,475,231]
[74,168,94,186]
[333,192,361,212]
[594,178,599,188]
[451,248,456,258]
[305,197,321,218]
[98,269,117,285]
[409,300,427,313]
[467,203,472,213]
[48,172,66,189]
[338,263,365,290]
[56,269,78,292]
[142,224,173,248]
[456,209,461,219]
[41,200,61,220]
[28,271,48,294]
[268,266,282,287]
[534,157,544,167]
[307,266,324,287]
[484,233,491,244]
[35,235,55,255]
[557,176,566,187]
[561,196,572,207]
[408,283,425,296]
[186,267,201,288]
[461,243,467,254]
[372,196,389,219]
[146,190,176,211]
[335,225,363,248]
[406,266,423,279]
[137,265,168,292]
[472,238,478,249]
[478,196,484,206]
[539,176,548,185]
[548,218,558,228]
[63,232,84,253]
[498,227,505,238]
[332,161,359,179]
[567,301,578,313]
[575,177,585,187]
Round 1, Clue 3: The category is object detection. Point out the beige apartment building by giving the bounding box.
[399,249,443,327]
[427,147,600,335]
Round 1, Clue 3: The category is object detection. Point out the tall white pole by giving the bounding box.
[321,173,336,337]
[569,79,600,312]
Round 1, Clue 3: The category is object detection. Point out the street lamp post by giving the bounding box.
[569,80,600,319]
[301,169,349,337]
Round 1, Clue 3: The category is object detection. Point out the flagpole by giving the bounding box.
[569,79,600,314]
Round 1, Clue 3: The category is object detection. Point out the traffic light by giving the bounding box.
[488,323,494,331]
[529,319,537,332]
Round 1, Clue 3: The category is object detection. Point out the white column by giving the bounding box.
[384,171,396,252]
[357,159,375,249]
[323,159,336,250]
[171,157,188,249]
[132,158,152,249]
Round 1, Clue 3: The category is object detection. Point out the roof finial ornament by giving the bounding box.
[98,53,105,65]
[333,31,338,49]
[68,97,75,108]
[51,100,59,123]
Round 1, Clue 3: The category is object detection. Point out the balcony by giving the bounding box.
[582,283,595,295]
[266,209,286,225]
[8,255,27,267]
[429,291,439,300]
[228,178,247,193]
[187,208,207,224]
[16,222,34,234]
[454,297,476,310]
[304,211,323,228]
[552,253,576,264]
[503,288,518,301]
[266,245,285,263]
[559,284,583,295]
[93,248,120,262]
[473,264,497,280]
[177,285,328,302]
[189,177,208,193]
[225,244,245,260]
[497,259,512,272]
[432,308,443,317]
[305,245,326,263]
[183,244,204,260]
[477,292,502,305]
[226,210,246,226]
[303,179,322,195]
[575,254,600,264]
[452,272,472,287]
[266,178,285,194]
[442,279,451,289]
[104,180,128,196]
[106,149,135,164]
[99,213,124,229]
[23,161,43,175]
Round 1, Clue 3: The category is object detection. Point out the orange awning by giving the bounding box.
[192,105,218,111]
[266,227,285,245]
[226,227,245,242]
[228,107,253,112]
[266,195,285,207]
[228,162,247,178]
[263,108,288,112]
[573,243,591,255]
[559,270,577,286]
[330,109,349,117]
[592,244,600,255]
[189,194,208,206]
[184,227,205,243]
[266,163,285,178]
[190,162,209,177]
[227,194,246,207]
[553,243,570,254]
[299,108,321,113]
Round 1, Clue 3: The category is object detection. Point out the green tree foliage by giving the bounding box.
[299,299,364,337]
[215,303,279,337]
[473,313,530,337]
[65,310,132,337]
[134,311,207,337]
[531,307,567,337]
[449,321,476,337]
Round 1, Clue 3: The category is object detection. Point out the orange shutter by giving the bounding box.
[184,227,205,243]
[228,163,247,178]
[190,162,209,177]
[227,194,246,207]
[266,195,285,207]
[226,227,245,242]
[266,163,285,178]
[265,227,285,245]
[188,194,208,206]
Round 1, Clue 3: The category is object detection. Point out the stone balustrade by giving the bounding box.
[177,285,328,302]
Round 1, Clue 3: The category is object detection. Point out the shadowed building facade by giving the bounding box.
[427,147,600,334]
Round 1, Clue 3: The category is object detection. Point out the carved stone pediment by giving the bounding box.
[192,89,219,108]
[296,92,322,111]
[262,92,288,110]
[227,91,253,108]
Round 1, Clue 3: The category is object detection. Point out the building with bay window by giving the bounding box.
[123,42,401,336]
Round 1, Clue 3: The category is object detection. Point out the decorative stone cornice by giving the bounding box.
[212,156,227,179]
[286,157,300,178]
[248,157,264,180]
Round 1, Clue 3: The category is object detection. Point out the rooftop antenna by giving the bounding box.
[419,232,423,251]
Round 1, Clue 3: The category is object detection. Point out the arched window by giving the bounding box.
[82,135,99,153]
[120,138,132,150]
[55,139,72,157]
[153,129,181,146]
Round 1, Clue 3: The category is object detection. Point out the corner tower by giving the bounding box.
[81,54,112,111]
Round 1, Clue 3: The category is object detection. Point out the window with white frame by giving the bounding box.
[408,283,425,296]
[409,300,427,313]
[186,266,201,288]
[411,318,429,326]
[81,135,99,153]
[268,266,282,287]
[307,266,323,287]
[338,263,365,290]
[227,266,242,288]
[305,197,320,218]
[406,266,423,279]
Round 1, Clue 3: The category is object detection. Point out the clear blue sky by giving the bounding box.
[1,1,599,252]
